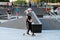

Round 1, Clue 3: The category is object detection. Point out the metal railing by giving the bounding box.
[49,12,60,22]
[32,11,42,24]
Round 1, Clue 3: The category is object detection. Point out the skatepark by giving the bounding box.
[0,0,60,40]
[0,7,60,40]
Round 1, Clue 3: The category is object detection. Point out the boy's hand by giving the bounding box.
[28,20,32,22]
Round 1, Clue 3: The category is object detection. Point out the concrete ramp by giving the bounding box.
[0,17,26,29]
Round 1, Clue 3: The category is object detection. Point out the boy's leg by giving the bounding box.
[7,14,10,19]
[27,28,29,34]
[16,13,19,19]
[30,23,35,36]
[26,22,30,35]
[31,30,35,36]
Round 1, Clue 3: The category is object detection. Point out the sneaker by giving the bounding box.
[27,33,30,35]
[32,34,35,36]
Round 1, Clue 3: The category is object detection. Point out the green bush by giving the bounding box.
[14,0,27,5]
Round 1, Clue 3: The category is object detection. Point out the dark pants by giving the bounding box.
[26,21,34,34]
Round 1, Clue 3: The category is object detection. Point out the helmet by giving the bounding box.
[27,8,32,11]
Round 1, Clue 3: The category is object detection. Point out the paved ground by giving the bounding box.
[0,27,60,40]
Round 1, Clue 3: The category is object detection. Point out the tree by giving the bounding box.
[14,0,27,5]
[50,0,56,3]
